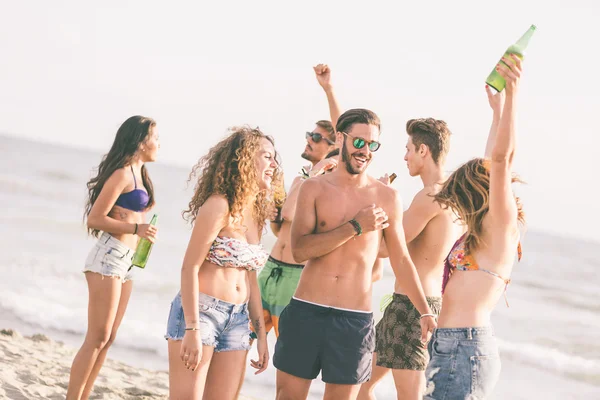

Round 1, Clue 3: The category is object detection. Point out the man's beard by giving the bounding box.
[301,151,314,161]
[342,139,369,175]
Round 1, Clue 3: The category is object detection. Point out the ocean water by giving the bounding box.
[0,134,598,399]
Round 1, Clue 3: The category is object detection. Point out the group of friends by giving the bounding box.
[65,55,525,400]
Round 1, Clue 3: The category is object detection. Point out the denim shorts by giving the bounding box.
[83,232,135,282]
[164,291,251,352]
[424,327,501,400]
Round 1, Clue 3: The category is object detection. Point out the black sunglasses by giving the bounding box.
[306,131,335,145]
[341,131,381,152]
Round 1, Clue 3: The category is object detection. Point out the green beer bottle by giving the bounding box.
[486,25,536,92]
[132,214,158,268]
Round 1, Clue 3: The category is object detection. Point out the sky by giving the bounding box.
[1,0,599,242]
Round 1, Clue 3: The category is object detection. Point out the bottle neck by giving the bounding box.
[515,25,536,50]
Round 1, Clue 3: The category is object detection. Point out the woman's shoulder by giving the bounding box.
[102,167,131,188]
[203,194,231,214]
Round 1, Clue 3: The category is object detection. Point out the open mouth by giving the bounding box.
[264,170,274,180]
[353,154,369,167]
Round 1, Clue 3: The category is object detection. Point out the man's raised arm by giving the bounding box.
[314,64,342,130]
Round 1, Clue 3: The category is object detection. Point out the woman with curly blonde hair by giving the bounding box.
[424,56,526,399]
[165,126,281,399]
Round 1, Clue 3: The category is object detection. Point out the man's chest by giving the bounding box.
[313,188,377,233]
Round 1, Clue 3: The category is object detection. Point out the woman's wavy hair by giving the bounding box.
[433,158,525,254]
[183,126,283,233]
[85,116,156,237]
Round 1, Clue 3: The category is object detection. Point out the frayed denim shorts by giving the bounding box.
[83,232,135,282]
[165,291,251,352]
[424,326,501,400]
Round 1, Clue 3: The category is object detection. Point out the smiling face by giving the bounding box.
[255,137,278,190]
[340,123,380,175]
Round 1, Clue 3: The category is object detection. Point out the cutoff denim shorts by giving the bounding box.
[424,326,501,400]
[83,232,135,282]
[165,291,251,352]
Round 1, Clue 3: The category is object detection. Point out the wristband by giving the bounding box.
[348,219,362,236]
[420,313,436,319]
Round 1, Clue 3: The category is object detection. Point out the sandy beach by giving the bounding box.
[0,328,254,400]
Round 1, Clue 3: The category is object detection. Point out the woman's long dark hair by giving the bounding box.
[84,116,156,237]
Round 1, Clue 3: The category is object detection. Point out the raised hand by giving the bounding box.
[313,63,332,91]
[496,54,523,94]
[485,84,505,115]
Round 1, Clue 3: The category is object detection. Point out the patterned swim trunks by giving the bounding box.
[375,293,442,370]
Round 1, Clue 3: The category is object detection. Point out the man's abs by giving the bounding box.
[294,244,378,311]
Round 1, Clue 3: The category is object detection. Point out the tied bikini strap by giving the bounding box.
[500,240,523,308]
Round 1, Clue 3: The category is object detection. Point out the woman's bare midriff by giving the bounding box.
[437,271,508,328]
[107,205,148,249]
[197,262,251,304]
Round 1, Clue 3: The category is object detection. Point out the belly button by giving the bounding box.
[334,275,339,281]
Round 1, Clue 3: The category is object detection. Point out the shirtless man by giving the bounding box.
[273,107,437,400]
[257,69,339,338]
[358,119,462,400]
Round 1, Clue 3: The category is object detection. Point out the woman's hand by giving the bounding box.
[136,223,158,243]
[180,330,202,371]
[250,336,269,374]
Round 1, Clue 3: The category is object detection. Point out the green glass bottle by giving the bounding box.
[486,25,536,92]
[132,214,158,269]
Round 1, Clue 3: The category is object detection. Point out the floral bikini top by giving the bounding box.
[442,234,522,307]
[206,236,269,272]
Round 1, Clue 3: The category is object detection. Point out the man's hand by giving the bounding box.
[420,315,437,345]
[378,173,390,185]
[310,157,338,177]
[352,204,389,233]
[314,63,332,91]
[268,204,281,222]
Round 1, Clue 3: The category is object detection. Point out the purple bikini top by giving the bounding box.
[114,166,149,212]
